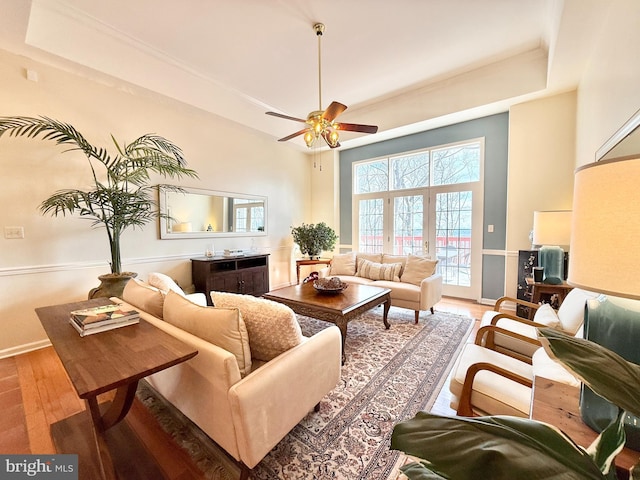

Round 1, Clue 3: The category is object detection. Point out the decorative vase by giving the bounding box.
[88,272,138,300]
[308,252,321,260]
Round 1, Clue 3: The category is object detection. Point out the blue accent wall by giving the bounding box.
[339,112,509,299]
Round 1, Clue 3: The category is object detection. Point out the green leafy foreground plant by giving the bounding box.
[391,327,640,480]
[0,116,198,274]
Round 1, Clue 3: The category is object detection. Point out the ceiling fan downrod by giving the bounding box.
[314,23,324,112]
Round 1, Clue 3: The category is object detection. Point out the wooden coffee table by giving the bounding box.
[36,298,198,480]
[263,282,391,363]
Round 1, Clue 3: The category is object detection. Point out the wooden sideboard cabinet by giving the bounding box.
[191,254,270,305]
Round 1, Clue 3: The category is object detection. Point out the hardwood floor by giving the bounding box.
[0,296,490,476]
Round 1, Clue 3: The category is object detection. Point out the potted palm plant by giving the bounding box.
[0,116,198,298]
[291,222,338,259]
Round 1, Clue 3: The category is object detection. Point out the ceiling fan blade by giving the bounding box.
[266,111,307,123]
[278,128,310,142]
[322,101,347,122]
[335,122,379,134]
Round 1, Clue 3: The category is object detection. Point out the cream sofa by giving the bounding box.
[115,275,342,480]
[319,252,443,324]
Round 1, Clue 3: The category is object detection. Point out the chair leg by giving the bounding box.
[430,307,435,314]
[414,311,419,324]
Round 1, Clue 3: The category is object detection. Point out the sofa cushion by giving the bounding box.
[122,278,165,319]
[532,303,560,328]
[148,272,186,296]
[210,292,304,362]
[381,254,408,276]
[355,258,402,281]
[356,253,382,265]
[401,255,439,286]
[329,252,357,275]
[163,291,252,376]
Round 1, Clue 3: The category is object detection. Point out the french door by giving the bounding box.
[354,140,483,299]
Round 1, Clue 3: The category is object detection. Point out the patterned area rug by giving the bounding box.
[137,306,473,479]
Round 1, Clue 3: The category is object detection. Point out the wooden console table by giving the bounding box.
[192,253,270,305]
[531,377,639,478]
[36,298,198,480]
[295,258,332,284]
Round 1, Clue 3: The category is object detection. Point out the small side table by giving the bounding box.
[296,258,332,284]
[525,278,573,318]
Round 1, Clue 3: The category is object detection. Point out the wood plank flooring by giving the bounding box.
[0,296,489,476]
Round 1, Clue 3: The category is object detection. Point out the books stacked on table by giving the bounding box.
[223,248,244,257]
[69,303,140,337]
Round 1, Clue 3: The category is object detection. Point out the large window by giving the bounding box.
[353,140,483,298]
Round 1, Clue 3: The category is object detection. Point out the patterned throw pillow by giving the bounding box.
[122,278,165,318]
[163,291,252,377]
[400,255,439,286]
[329,252,357,275]
[210,292,304,362]
[355,258,402,281]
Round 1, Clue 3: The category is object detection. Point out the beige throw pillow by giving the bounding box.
[401,255,439,286]
[148,272,186,296]
[532,303,561,328]
[381,254,408,277]
[355,259,402,281]
[163,291,252,377]
[122,278,165,318]
[329,252,357,276]
[210,292,304,362]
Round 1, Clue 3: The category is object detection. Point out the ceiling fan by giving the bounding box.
[266,23,378,149]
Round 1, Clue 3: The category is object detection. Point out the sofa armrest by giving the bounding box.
[228,325,342,468]
[419,273,443,310]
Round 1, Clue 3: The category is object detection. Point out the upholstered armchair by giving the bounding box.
[477,288,599,362]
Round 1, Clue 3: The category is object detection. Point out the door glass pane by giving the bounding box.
[435,191,472,286]
[354,159,389,193]
[432,143,480,186]
[390,152,428,190]
[393,195,424,255]
[358,198,384,252]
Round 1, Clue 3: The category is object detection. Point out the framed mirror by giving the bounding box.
[158,186,267,239]
[597,107,640,161]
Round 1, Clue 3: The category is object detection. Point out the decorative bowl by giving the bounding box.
[313,278,348,294]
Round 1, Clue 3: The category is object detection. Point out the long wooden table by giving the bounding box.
[263,282,391,363]
[36,298,198,480]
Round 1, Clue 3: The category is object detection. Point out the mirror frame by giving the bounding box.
[158,186,268,239]
[596,107,640,161]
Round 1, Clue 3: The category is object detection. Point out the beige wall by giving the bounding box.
[0,48,309,356]
[575,0,640,166]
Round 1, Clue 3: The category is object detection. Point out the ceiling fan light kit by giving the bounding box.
[266,23,378,149]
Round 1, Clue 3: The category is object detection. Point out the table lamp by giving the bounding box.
[568,156,640,448]
[532,210,572,284]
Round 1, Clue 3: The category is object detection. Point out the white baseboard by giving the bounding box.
[0,339,51,359]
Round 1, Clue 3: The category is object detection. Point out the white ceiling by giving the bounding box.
[0,0,609,150]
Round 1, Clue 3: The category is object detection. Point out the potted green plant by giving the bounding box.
[390,327,640,480]
[0,116,198,298]
[291,222,338,259]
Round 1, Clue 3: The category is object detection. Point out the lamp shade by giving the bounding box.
[532,210,572,246]
[568,156,640,300]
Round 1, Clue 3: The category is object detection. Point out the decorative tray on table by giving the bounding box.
[313,277,348,294]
